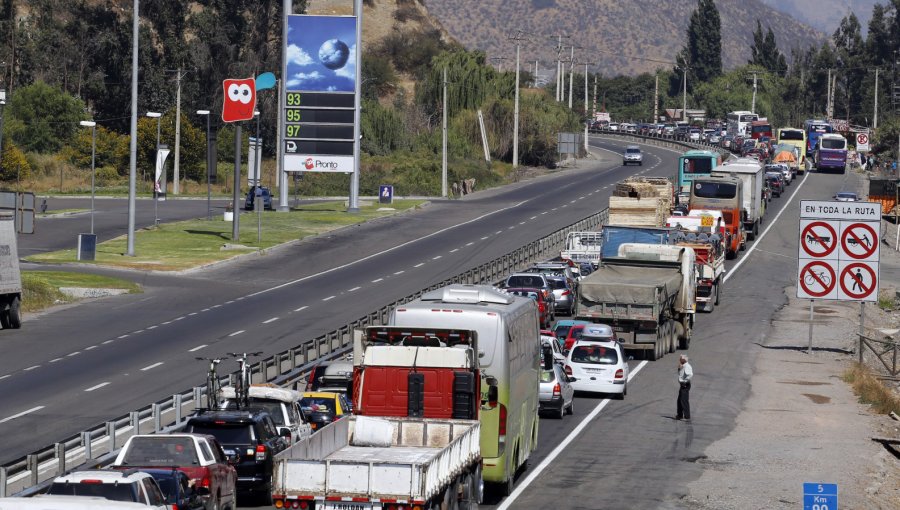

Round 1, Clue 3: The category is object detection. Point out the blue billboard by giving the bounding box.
[286,15,357,93]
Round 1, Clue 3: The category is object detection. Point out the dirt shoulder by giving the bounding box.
[681,171,900,509]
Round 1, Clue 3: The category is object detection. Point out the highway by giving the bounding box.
[0,137,669,466]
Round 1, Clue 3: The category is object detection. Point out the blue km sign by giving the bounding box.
[803,483,838,510]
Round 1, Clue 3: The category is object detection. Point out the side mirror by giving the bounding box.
[483,376,499,408]
[568,376,577,382]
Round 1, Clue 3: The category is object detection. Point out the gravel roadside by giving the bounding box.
[679,169,900,509]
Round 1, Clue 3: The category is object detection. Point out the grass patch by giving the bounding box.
[26,200,424,271]
[22,271,141,312]
[842,362,900,414]
[877,291,897,311]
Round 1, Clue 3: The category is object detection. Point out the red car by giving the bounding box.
[507,287,554,328]
[564,324,619,352]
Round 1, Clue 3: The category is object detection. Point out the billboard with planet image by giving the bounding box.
[286,15,357,93]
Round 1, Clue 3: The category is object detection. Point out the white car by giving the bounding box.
[541,334,566,364]
[608,123,619,131]
[44,470,169,509]
[689,129,702,141]
[834,191,859,202]
[565,325,629,398]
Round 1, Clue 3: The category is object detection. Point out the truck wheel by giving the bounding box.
[0,310,9,329]
[9,297,21,329]
[714,282,721,306]
[704,287,716,313]
[668,320,677,353]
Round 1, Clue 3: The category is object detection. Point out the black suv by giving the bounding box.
[183,409,288,503]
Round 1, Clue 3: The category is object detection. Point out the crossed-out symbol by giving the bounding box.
[801,221,837,257]
[841,223,877,259]
[841,263,876,299]
[799,261,835,298]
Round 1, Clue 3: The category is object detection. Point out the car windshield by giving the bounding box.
[780,130,803,141]
[683,157,713,174]
[571,345,619,365]
[508,290,539,300]
[568,327,585,340]
[187,424,252,445]
[48,482,138,502]
[222,399,285,425]
[300,397,336,414]
[836,192,857,199]
[553,325,572,338]
[119,437,199,467]
[626,148,640,154]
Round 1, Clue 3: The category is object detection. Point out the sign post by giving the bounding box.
[856,132,870,153]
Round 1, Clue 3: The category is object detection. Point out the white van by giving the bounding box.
[220,384,312,444]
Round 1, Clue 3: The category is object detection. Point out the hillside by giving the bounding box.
[760,0,878,36]
[422,0,827,77]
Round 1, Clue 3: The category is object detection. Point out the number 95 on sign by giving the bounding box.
[803,483,837,510]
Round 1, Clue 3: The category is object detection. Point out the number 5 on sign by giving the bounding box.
[803,483,838,510]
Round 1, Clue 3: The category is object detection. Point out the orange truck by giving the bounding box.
[686,175,745,259]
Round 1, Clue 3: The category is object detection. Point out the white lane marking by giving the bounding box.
[519,221,526,225]
[602,185,609,189]
[724,171,810,283]
[188,312,197,316]
[551,207,558,211]
[84,382,110,392]
[263,317,280,323]
[322,296,336,301]
[414,263,425,268]
[561,205,568,208]
[174,316,185,321]
[102,340,114,345]
[141,362,163,371]
[496,230,503,235]
[67,352,81,357]
[162,321,172,325]
[432,255,442,260]
[49,358,63,363]
[530,216,537,220]
[569,200,576,203]
[394,270,405,275]
[229,330,245,337]
[24,365,40,371]
[540,212,548,215]
[508,226,516,229]
[497,361,649,509]
[133,330,144,334]
[85,345,97,351]
[0,406,45,424]
[117,335,129,339]
[578,196,585,199]
[588,192,594,196]
[466,242,475,246]
[450,248,459,253]
[371,278,384,283]
[0,374,10,380]
[189,345,207,352]
[147,325,158,330]
[245,200,530,299]
[294,306,308,312]
[211,305,221,309]
[481,236,489,240]
[202,308,210,312]
[226,300,234,304]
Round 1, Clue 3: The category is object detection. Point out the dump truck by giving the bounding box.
[666,211,727,312]
[575,243,696,361]
[271,325,486,509]
[560,231,603,267]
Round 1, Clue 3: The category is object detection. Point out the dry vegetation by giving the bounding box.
[843,362,900,415]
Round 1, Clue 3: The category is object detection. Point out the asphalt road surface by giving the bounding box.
[0,137,664,465]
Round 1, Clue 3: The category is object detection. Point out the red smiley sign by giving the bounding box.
[222,78,256,123]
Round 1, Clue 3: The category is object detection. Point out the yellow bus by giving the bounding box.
[391,284,541,496]
[777,127,807,174]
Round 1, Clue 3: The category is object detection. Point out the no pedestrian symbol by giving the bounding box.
[799,261,836,298]
[840,263,877,300]
[801,221,837,258]
[840,223,878,260]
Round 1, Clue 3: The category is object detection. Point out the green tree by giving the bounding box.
[0,140,31,183]
[4,81,87,154]
[673,0,723,94]
[832,13,866,123]
[749,20,787,76]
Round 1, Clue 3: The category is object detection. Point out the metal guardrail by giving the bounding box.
[588,128,731,158]
[1,207,610,497]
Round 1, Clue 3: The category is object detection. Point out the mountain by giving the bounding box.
[759,0,879,36]
[422,0,827,77]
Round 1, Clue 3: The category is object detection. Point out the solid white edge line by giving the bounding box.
[723,171,811,283]
[189,344,207,352]
[496,360,649,510]
[245,200,530,299]
[84,382,110,392]
[140,362,163,371]
[0,406,45,424]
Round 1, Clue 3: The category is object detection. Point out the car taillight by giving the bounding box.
[79,480,103,484]
[256,444,267,461]
[298,500,309,509]
[498,404,507,436]
[615,369,624,379]
[201,475,211,488]
[172,505,179,510]
[562,290,571,296]
[565,365,572,376]
[553,383,560,396]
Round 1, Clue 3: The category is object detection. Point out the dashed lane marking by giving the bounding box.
[118,335,129,339]
[0,374,10,380]
[294,306,308,312]
[322,296,336,301]
[49,358,63,363]
[263,317,280,323]
[85,345,97,351]
[228,330,245,337]
[84,382,110,392]
[530,216,537,220]
[450,248,459,253]
[24,365,39,371]
[414,263,425,267]
[394,270,405,275]
[147,325,158,330]
[371,278,384,283]
[102,340,114,345]
[0,406,45,424]
[140,362,163,371]
[67,352,81,357]
[481,236,489,240]
[433,255,442,260]
[466,242,475,246]
[189,345,207,352]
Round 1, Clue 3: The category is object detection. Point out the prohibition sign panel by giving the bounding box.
[838,261,878,302]
[799,219,839,260]
[840,221,880,261]
[797,260,838,300]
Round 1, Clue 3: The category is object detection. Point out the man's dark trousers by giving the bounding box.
[677,382,691,420]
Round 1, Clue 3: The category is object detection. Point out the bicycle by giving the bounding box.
[228,351,263,408]
[196,355,230,410]
[803,270,831,287]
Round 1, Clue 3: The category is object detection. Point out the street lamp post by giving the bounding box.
[80,121,97,234]
[0,90,6,184]
[197,110,211,220]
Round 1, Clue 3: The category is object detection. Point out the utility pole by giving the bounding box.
[593,76,598,116]
[510,31,524,168]
[654,73,659,123]
[534,60,538,85]
[555,35,563,102]
[826,69,833,118]
[874,68,879,130]
[749,71,759,114]
[169,67,189,195]
[583,62,593,153]
[568,45,575,109]
[682,66,688,121]
[126,0,139,257]
[442,66,448,197]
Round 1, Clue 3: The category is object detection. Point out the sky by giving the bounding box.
[286,15,357,93]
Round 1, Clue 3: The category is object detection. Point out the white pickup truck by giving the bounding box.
[560,231,603,267]
[272,416,480,509]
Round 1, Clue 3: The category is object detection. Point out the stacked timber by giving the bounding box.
[609,178,670,226]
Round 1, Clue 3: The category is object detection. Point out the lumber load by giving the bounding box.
[608,195,668,226]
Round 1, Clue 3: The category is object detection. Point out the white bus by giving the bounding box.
[390,284,541,496]
[726,111,758,137]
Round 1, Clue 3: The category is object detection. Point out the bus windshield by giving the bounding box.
[683,157,713,174]
[693,182,737,199]
[739,114,757,122]
[751,124,771,135]
[779,130,803,141]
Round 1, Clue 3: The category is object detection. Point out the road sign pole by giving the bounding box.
[859,302,865,358]
[808,300,814,355]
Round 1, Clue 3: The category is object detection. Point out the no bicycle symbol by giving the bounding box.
[841,222,878,260]
[840,263,877,300]
[801,221,837,258]
[799,261,836,298]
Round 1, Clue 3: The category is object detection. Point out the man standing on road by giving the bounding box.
[676,355,693,421]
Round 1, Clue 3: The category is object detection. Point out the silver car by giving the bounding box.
[539,362,576,419]
[545,275,575,316]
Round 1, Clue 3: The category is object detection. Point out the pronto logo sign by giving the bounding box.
[305,158,314,170]
[285,154,353,174]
